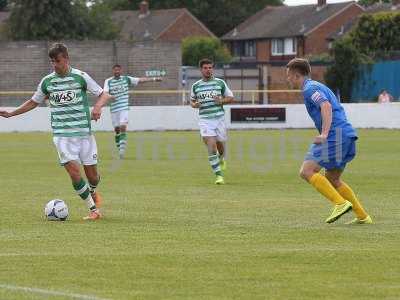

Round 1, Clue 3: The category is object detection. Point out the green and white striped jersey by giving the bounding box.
[103,76,139,113]
[190,78,233,119]
[32,67,103,137]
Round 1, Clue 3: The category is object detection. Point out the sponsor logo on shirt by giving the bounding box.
[311,91,325,104]
[111,84,128,95]
[197,90,220,101]
[49,90,78,105]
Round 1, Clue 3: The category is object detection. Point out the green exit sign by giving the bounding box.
[145,70,167,77]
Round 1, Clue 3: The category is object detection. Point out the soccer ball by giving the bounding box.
[44,199,69,221]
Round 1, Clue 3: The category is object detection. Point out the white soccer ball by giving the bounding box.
[44,199,69,221]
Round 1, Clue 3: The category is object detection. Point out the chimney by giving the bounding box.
[139,1,150,18]
[316,0,326,11]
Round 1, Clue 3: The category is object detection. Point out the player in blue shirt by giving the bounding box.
[286,58,372,224]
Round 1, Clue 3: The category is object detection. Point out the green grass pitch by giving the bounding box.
[0,129,399,300]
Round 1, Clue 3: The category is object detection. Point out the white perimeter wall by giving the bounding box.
[0,103,399,132]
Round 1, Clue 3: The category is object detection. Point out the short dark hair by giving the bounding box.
[48,43,69,59]
[286,58,311,76]
[199,58,214,68]
[113,64,122,69]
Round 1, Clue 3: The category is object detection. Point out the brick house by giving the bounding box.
[221,0,364,103]
[113,0,215,42]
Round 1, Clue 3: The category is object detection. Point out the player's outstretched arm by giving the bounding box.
[0,99,39,118]
[138,77,162,83]
[91,92,113,121]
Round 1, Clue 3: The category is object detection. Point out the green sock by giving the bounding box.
[89,176,100,194]
[115,133,121,150]
[119,132,127,155]
[73,178,96,210]
[208,154,222,176]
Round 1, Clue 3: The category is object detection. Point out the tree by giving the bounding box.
[6,0,118,40]
[325,11,399,101]
[7,0,89,40]
[352,13,400,56]
[86,2,120,40]
[0,0,7,10]
[325,37,371,102]
[182,36,232,66]
[357,0,390,7]
[98,0,283,37]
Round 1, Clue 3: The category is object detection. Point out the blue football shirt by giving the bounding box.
[302,78,357,141]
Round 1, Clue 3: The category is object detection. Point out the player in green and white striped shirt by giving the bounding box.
[0,43,113,221]
[190,58,235,185]
[104,64,162,159]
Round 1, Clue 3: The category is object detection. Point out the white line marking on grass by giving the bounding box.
[0,284,112,300]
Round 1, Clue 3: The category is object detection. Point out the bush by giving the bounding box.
[182,36,232,66]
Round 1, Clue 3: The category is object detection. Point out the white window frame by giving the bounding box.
[232,41,242,57]
[284,37,297,55]
[272,38,297,56]
[244,40,256,57]
[272,39,284,55]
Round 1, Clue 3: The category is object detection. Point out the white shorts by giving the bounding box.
[198,117,227,141]
[111,110,129,127]
[53,135,98,166]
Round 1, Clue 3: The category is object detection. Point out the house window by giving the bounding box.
[244,40,256,57]
[232,41,256,58]
[272,38,297,56]
[232,41,243,57]
[272,39,284,55]
[284,38,297,55]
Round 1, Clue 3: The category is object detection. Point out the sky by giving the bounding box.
[284,0,354,5]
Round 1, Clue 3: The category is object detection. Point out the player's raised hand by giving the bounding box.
[91,105,102,121]
[0,110,11,118]
[190,100,200,108]
[190,101,200,108]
